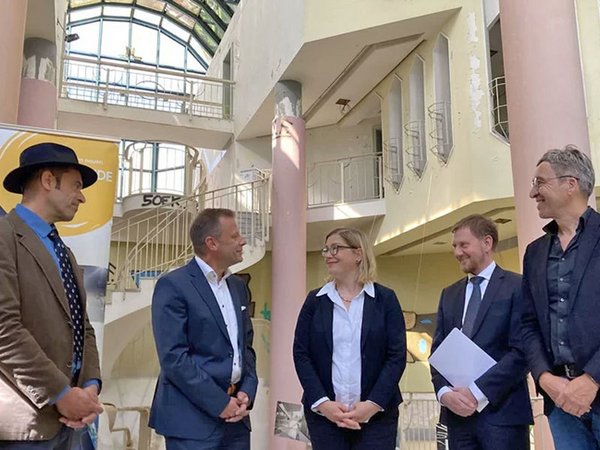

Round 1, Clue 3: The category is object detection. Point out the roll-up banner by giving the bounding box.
[0,125,119,363]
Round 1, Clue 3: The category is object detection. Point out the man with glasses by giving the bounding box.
[523,145,600,449]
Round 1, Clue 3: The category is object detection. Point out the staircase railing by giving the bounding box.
[110,174,270,292]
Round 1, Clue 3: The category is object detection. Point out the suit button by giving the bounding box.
[228,353,233,357]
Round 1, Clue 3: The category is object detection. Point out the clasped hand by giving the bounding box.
[56,385,103,429]
[440,387,478,417]
[219,392,251,422]
[317,400,380,430]
[540,372,598,417]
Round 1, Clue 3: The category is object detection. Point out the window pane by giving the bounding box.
[131,24,158,64]
[157,168,184,193]
[157,145,186,167]
[68,22,101,55]
[133,8,161,25]
[103,5,132,17]
[101,21,130,59]
[159,34,185,69]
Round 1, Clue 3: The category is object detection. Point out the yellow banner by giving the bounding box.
[0,129,118,236]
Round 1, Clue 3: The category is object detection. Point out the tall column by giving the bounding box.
[269,80,307,450]
[18,38,58,129]
[500,1,593,449]
[0,0,27,124]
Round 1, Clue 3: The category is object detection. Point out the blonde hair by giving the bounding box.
[325,227,377,284]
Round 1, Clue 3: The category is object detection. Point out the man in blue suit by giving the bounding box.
[430,215,532,450]
[522,146,600,449]
[149,208,258,450]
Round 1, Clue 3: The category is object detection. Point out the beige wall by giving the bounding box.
[576,0,600,172]
[374,3,515,249]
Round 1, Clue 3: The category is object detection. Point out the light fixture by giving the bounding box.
[65,33,80,43]
[494,218,512,224]
[335,98,351,114]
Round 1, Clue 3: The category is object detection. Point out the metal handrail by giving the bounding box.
[60,55,234,119]
[404,120,427,178]
[307,153,384,207]
[489,76,509,141]
[427,101,453,164]
[119,142,204,199]
[383,137,403,193]
[110,174,271,291]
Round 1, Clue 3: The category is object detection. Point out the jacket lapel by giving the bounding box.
[227,277,244,351]
[533,235,552,339]
[452,279,468,331]
[470,266,503,337]
[360,287,375,350]
[567,211,600,314]
[187,260,230,341]
[9,212,70,318]
[321,295,334,354]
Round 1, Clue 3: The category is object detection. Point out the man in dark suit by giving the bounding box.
[149,208,258,450]
[522,145,600,449]
[0,143,103,447]
[430,215,532,450]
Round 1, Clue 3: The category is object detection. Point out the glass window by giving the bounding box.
[68,22,101,55]
[131,25,158,64]
[101,21,130,59]
[159,34,185,69]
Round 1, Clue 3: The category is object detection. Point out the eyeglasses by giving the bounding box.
[531,175,579,189]
[321,244,356,256]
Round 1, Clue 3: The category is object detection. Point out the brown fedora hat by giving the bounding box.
[3,142,98,194]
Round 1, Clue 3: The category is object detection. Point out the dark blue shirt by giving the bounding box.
[544,207,592,365]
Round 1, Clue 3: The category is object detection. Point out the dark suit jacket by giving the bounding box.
[293,283,406,412]
[430,266,532,426]
[522,208,600,414]
[149,259,258,440]
[0,211,101,440]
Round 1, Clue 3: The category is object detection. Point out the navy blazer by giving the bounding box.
[149,259,258,440]
[293,283,406,411]
[430,266,533,426]
[522,208,600,414]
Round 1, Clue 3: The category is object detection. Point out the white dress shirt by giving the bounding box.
[311,281,375,411]
[195,256,241,384]
[437,261,496,412]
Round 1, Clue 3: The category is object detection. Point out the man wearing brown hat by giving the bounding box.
[0,142,103,448]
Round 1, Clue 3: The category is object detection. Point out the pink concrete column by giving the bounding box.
[500,1,593,449]
[269,80,307,450]
[18,38,58,129]
[0,0,27,124]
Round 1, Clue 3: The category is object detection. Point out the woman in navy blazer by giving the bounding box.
[293,227,406,450]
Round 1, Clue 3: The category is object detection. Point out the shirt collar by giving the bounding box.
[316,281,375,298]
[15,204,53,239]
[543,206,592,236]
[469,261,496,282]
[194,255,231,283]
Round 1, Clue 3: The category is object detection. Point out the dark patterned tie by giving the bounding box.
[48,227,84,369]
[461,276,484,338]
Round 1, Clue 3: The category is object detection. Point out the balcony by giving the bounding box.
[307,153,385,224]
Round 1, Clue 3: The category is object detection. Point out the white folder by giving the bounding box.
[429,327,497,388]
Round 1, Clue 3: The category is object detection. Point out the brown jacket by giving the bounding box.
[0,210,101,440]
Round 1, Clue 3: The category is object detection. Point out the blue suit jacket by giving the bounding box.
[522,208,600,414]
[293,283,406,411]
[149,259,258,440]
[430,266,533,426]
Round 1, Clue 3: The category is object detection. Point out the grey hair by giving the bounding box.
[537,145,595,198]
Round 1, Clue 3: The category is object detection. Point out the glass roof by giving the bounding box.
[67,0,238,67]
